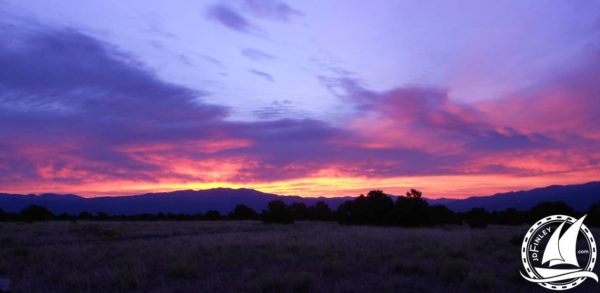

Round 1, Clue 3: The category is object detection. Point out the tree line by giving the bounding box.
[2,189,600,228]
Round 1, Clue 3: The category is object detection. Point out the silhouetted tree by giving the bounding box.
[337,189,452,226]
[205,210,222,220]
[308,201,334,221]
[587,202,600,227]
[79,211,94,220]
[0,208,7,221]
[491,208,525,225]
[189,213,203,220]
[56,213,74,221]
[406,189,423,199]
[427,205,459,225]
[393,190,430,227]
[96,212,109,221]
[337,190,395,225]
[528,202,576,222]
[342,194,369,224]
[228,204,258,220]
[20,205,54,222]
[463,208,489,228]
[365,190,395,224]
[290,202,309,220]
[261,200,294,224]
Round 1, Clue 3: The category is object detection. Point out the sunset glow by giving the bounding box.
[1,0,599,198]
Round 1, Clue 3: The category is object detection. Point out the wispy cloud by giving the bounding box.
[205,4,257,34]
[241,48,274,61]
[253,100,307,120]
[242,0,302,22]
[248,69,275,82]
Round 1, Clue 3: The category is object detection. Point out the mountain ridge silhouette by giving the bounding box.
[1,181,599,214]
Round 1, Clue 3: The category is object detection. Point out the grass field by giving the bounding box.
[0,221,595,292]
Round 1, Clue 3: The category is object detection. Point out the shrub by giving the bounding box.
[19,205,54,222]
[78,212,94,220]
[205,210,222,220]
[228,204,258,220]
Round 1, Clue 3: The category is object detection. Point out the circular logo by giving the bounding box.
[521,215,598,290]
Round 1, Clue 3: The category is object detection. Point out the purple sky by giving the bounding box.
[1,0,599,197]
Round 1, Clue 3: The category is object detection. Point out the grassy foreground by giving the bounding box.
[0,221,594,292]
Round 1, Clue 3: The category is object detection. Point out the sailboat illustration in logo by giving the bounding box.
[521,215,598,290]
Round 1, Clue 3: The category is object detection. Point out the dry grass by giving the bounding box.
[0,221,594,292]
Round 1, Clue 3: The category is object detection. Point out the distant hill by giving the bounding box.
[0,188,353,215]
[1,181,599,215]
[426,181,600,212]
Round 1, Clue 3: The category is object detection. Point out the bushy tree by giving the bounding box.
[205,210,222,220]
[587,202,600,227]
[463,208,489,229]
[406,189,423,199]
[290,202,308,220]
[79,211,93,220]
[228,204,258,220]
[528,202,576,221]
[337,189,459,227]
[491,208,525,225]
[20,205,54,221]
[394,191,430,227]
[96,212,110,221]
[428,205,460,225]
[261,200,294,224]
[308,201,334,221]
[337,190,395,225]
[0,208,7,221]
[56,213,75,221]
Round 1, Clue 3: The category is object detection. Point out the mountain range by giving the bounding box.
[427,181,600,212]
[0,188,353,215]
[1,181,599,215]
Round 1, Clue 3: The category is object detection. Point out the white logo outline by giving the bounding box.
[521,214,598,290]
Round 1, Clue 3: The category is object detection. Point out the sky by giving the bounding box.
[1,0,600,198]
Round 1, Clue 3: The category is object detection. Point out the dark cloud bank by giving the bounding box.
[1,17,599,191]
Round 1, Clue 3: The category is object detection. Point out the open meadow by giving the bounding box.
[0,221,596,292]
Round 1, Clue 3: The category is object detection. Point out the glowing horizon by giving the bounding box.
[3,172,598,199]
